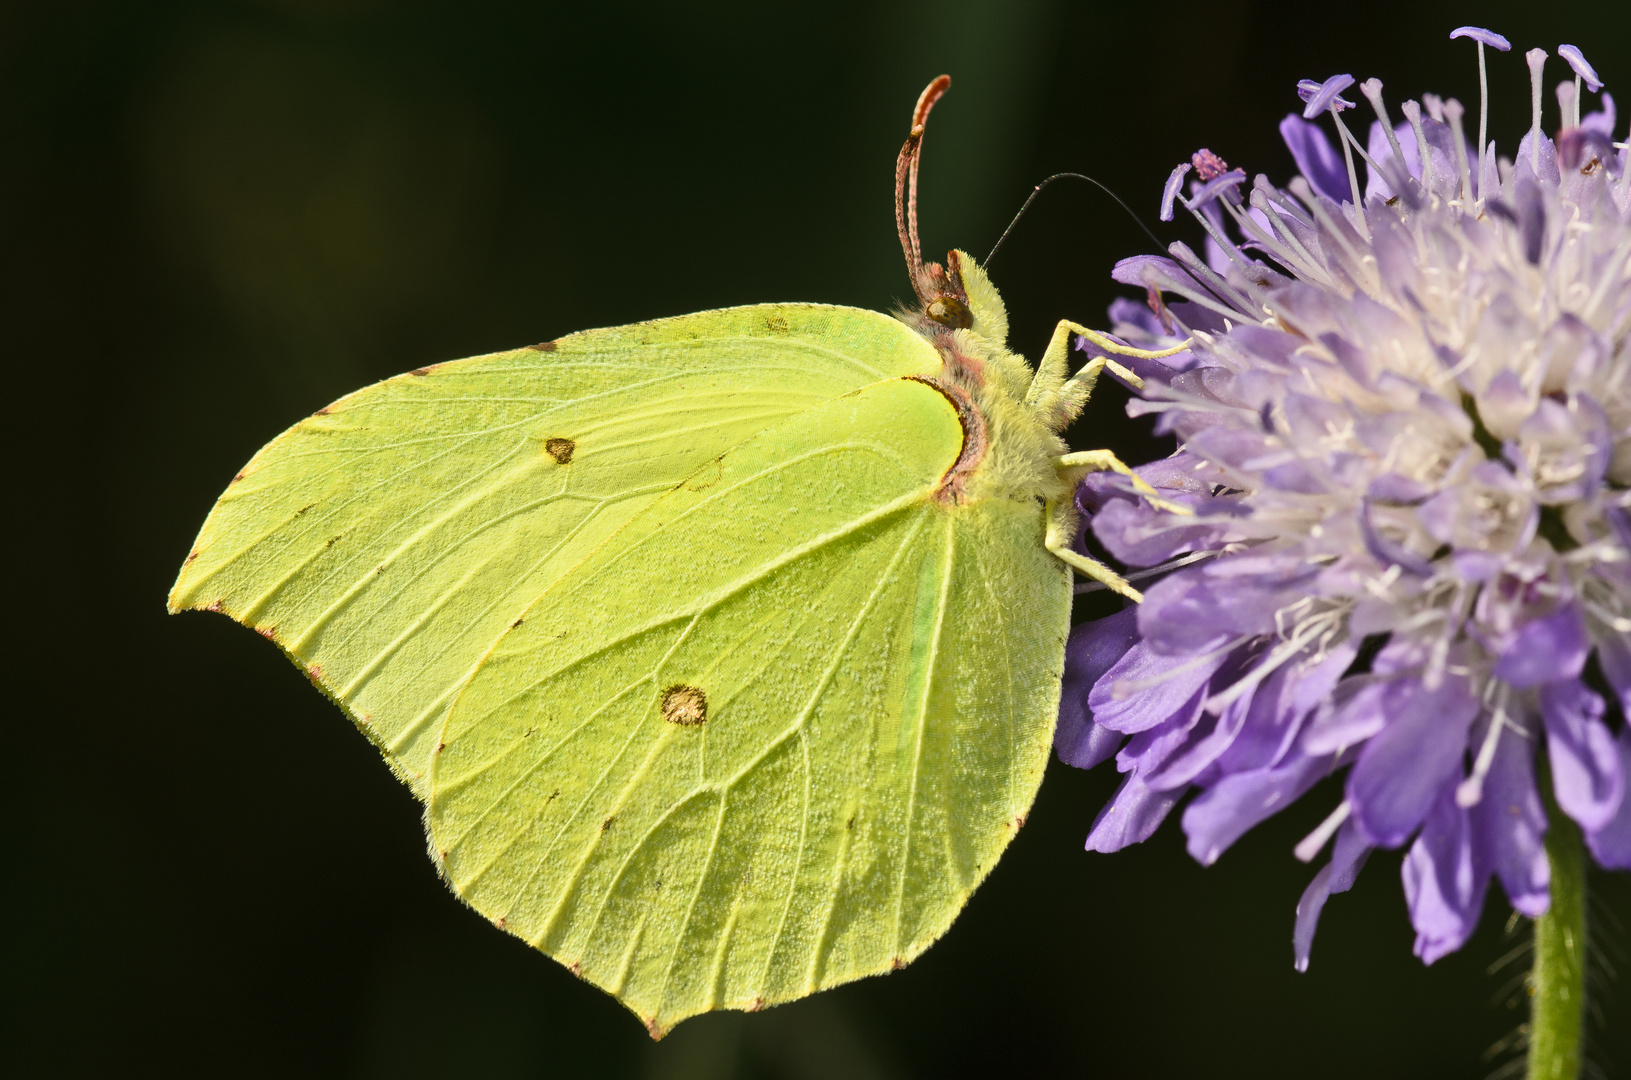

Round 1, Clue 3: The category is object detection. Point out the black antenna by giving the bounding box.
[984,172,1165,267]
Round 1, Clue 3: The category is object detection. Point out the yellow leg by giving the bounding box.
[1031,319,1192,402]
[1055,450,1192,516]
[1045,496,1141,602]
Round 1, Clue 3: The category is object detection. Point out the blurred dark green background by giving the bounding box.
[6,1,1629,1076]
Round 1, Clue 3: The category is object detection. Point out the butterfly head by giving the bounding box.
[895,77,1009,346]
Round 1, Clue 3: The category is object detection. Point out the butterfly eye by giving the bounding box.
[925,296,972,329]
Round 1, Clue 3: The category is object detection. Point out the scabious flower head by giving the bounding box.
[1060,31,1631,969]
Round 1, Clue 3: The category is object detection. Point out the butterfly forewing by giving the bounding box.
[169,304,942,792]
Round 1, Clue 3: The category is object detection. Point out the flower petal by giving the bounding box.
[1492,603,1589,688]
[1057,608,1140,769]
[1089,638,1230,734]
[1293,819,1372,971]
[1085,773,1182,853]
[1279,115,1349,203]
[1471,714,1550,917]
[1348,677,1479,847]
[1403,785,1491,964]
[1592,622,1631,715]
[1540,679,1625,832]
[1585,727,1631,870]
[1182,751,1332,865]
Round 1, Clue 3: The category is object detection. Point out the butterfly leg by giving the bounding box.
[1056,450,1191,515]
[1044,448,1196,603]
[1030,320,1192,401]
[1043,495,1140,602]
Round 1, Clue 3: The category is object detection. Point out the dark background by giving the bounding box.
[6,1,1629,1076]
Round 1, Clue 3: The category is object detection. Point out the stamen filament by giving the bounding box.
[1329,107,1370,238]
[1294,800,1353,862]
[1401,100,1435,190]
[1527,49,1548,171]
[1359,79,1412,199]
[1477,42,1490,198]
[1456,693,1509,807]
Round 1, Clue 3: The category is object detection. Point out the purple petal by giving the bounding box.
[1138,691,1250,791]
[1089,497,1239,567]
[1293,819,1372,971]
[1585,728,1631,870]
[1160,163,1192,222]
[1595,630,1631,715]
[1116,684,1208,779]
[1557,127,1618,171]
[1300,74,1357,118]
[1514,130,1560,185]
[1582,91,1617,137]
[1348,677,1479,847]
[1402,785,1490,964]
[1280,115,1350,203]
[1182,750,1332,865]
[1085,773,1181,853]
[1089,639,1228,734]
[1471,714,1550,917]
[1558,45,1603,92]
[1057,608,1140,769]
[1301,677,1389,755]
[1492,603,1589,688]
[1136,566,1310,655]
[1449,26,1512,51]
[1360,498,1436,576]
[1540,679,1625,832]
[1221,642,1358,772]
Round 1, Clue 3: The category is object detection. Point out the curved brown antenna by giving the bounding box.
[895,75,951,304]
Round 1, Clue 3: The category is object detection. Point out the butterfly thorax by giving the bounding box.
[897,249,1075,508]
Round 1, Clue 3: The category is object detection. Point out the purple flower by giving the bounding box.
[1062,34,1631,972]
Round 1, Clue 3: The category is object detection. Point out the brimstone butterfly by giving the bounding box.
[169,75,1185,1037]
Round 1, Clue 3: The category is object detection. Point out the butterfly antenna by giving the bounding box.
[896,74,951,303]
[984,173,1165,267]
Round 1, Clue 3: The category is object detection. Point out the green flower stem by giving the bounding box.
[1529,797,1587,1080]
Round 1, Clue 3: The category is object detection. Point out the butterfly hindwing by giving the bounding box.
[428,375,1068,1033]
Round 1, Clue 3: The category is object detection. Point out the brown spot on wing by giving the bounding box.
[256,626,277,641]
[544,438,575,464]
[765,315,790,332]
[306,663,323,682]
[644,1017,666,1041]
[890,956,905,971]
[314,406,332,416]
[661,685,708,726]
[530,340,558,352]
[747,997,765,1012]
[206,599,224,613]
[409,364,439,376]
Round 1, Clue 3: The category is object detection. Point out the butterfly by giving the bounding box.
[169,74,1185,1038]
